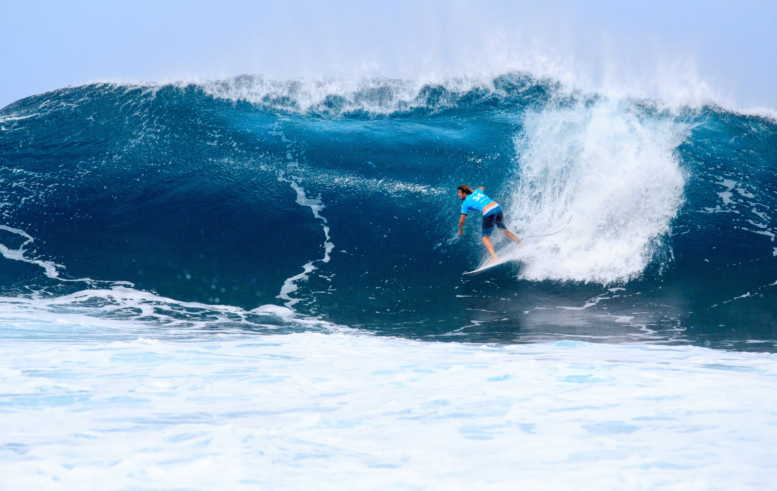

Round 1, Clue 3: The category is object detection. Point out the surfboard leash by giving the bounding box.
[517,214,573,243]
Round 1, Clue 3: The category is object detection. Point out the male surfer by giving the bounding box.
[457,185,521,264]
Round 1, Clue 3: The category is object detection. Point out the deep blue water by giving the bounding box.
[1,74,776,350]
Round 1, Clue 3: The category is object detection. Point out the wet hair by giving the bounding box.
[458,185,473,196]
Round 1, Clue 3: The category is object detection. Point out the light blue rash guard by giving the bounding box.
[461,189,501,216]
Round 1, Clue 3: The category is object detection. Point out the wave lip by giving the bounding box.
[198,72,562,116]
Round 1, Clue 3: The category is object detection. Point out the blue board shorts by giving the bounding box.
[482,209,507,237]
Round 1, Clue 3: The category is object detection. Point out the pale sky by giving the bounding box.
[2,0,776,109]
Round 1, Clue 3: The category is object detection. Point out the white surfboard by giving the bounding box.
[462,256,515,276]
[462,217,571,276]
[461,237,537,276]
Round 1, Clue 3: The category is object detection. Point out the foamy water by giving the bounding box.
[502,99,687,283]
[1,314,775,490]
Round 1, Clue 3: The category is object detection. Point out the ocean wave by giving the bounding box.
[1,74,776,348]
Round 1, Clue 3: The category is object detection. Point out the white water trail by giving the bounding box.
[276,175,334,308]
[501,99,688,284]
[0,225,101,284]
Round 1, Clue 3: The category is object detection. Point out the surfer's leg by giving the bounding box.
[502,229,519,242]
[495,212,523,245]
[481,214,499,263]
[482,236,498,263]
[502,229,524,246]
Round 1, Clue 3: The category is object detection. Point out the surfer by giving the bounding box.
[457,185,521,264]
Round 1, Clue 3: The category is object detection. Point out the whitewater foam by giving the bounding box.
[502,98,688,284]
[0,324,774,490]
[0,224,345,335]
[0,286,352,340]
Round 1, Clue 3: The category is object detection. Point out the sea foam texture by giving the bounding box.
[0,321,775,490]
[505,99,688,283]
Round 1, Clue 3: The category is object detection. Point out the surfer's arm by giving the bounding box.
[457,214,467,235]
[477,186,484,191]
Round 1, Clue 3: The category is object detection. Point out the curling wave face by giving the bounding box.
[0,73,776,350]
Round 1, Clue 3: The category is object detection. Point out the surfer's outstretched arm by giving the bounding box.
[457,214,466,235]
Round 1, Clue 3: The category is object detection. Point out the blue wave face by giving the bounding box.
[1,74,776,350]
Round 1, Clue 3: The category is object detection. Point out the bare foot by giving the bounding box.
[487,256,499,264]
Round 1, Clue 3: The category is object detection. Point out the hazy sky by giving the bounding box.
[2,0,776,109]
